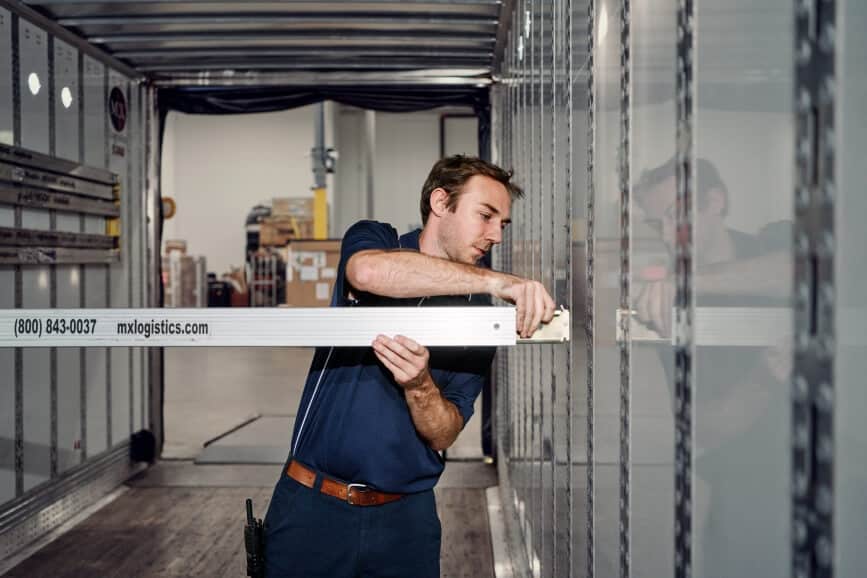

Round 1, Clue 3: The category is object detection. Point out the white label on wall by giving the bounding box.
[320,267,336,279]
[300,266,318,281]
[316,282,330,301]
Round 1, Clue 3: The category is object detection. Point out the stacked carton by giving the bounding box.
[283,239,341,307]
[260,197,315,246]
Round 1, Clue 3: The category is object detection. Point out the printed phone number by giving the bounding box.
[13,318,96,338]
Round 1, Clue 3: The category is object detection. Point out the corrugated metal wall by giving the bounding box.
[491,0,867,576]
[0,3,151,557]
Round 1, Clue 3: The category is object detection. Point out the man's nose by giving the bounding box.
[487,223,503,244]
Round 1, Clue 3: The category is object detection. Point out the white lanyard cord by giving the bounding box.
[292,345,333,456]
[291,236,438,457]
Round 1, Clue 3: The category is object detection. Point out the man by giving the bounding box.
[264,155,555,578]
[633,157,791,337]
[633,157,792,577]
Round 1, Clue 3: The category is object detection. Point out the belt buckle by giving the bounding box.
[346,483,369,506]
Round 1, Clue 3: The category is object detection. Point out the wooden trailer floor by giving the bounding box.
[2,460,498,578]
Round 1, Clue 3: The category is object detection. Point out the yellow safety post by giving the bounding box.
[313,187,328,239]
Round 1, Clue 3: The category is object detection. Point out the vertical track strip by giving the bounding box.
[618,0,632,576]
[586,0,596,575]
[103,66,111,450]
[792,0,836,577]
[549,0,558,573]
[674,0,695,576]
[530,0,540,566]
[565,0,575,575]
[78,50,87,462]
[11,11,23,499]
[48,34,58,481]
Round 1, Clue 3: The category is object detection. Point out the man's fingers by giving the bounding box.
[514,293,527,337]
[373,339,403,366]
[510,280,557,338]
[372,349,408,382]
[523,283,534,337]
[375,336,426,374]
[544,293,556,322]
[376,335,416,363]
[529,287,545,338]
[373,336,431,389]
[394,335,425,356]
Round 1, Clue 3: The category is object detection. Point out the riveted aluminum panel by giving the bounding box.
[20,263,50,494]
[55,264,82,474]
[0,8,12,148]
[0,267,14,506]
[18,19,48,156]
[53,39,78,163]
[107,70,130,449]
[81,55,105,170]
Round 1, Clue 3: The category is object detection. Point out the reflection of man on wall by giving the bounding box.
[633,158,791,578]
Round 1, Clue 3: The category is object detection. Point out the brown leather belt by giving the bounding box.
[286,460,403,507]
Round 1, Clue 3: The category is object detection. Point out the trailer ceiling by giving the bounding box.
[24,0,515,87]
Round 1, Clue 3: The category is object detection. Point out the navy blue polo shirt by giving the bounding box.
[289,220,495,493]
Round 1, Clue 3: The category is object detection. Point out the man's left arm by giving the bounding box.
[371,334,468,451]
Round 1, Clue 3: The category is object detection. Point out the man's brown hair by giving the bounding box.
[420,155,524,225]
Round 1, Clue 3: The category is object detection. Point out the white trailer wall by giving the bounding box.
[0,3,150,560]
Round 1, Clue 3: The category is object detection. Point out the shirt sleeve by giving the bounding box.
[439,347,496,426]
[755,220,792,254]
[332,220,400,306]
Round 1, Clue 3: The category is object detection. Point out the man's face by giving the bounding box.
[639,175,678,254]
[638,175,721,259]
[437,174,512,265]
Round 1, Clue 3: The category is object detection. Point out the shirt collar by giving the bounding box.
[399,228,422,251]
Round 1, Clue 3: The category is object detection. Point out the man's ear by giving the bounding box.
[429,187,450,218]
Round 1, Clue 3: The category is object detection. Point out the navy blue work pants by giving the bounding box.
[263,468,442,578]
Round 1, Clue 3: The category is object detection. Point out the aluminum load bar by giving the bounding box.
[0,307,571,348]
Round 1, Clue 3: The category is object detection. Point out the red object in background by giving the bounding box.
[638,265,668,282]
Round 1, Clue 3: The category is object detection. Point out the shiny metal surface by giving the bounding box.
[25,0,508,83]
[489,0,860,576]
[151,70,493,88]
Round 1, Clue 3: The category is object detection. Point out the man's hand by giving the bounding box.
[491,274,556,338]
[634,278,676,337]
[373,334,463,451]
[372,334,432,390]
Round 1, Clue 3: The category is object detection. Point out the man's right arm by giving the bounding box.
[347,249,555,338]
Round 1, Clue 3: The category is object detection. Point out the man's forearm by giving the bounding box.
[404,376,464,452]
[696,252,791,299]
[348,249,498,299]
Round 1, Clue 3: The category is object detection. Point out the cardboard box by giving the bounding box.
[259,215,314,246]
[272,197,313,218]
[284,239,341,307]
[164,239,187,254]
[162,253,206,307]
